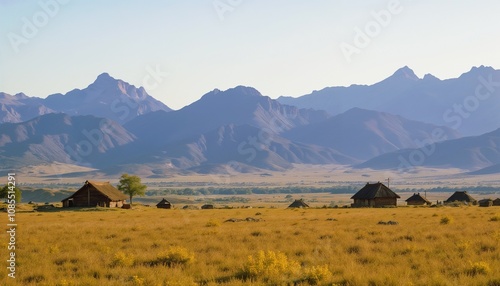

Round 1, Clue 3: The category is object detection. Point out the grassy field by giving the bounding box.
[2,204,500,285]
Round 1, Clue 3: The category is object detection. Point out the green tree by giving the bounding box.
[117,174,146,204]
[0,185,22,203]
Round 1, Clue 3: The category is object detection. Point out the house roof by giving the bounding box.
[62,180,128,202]
[444,191,476,203]
[156,198,171,206]
[288,199,310,208]
[405,193,431,203]
[351,182,400,199]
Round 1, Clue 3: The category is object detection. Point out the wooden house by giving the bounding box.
[405,193,431,206]
[478,199,493,207]
[156,198,172,209]
[444,191,477,205]
[493,198,500,206]
[62,180,127,208]
[288,199,310,208]
[351,182,400,207]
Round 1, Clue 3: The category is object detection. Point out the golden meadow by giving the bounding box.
[1,205,500,285]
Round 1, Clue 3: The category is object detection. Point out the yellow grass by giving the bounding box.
[1,206,500,285]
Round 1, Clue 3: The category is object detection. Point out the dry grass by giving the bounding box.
[2,205,500,285]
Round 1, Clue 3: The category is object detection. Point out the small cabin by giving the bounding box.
[478,199,493,207]
[405,193,431,206]
[62,180,127,208]
[156,198,172,209]
[444,191,477,205]
[288,199,310,208]
[351,182,400,207]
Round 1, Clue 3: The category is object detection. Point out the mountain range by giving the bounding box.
[1,67,500,176]
[278,66,500,136]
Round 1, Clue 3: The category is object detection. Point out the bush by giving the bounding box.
[241,250,300,283]
[153,246,195,267]
[466,261,491,276]
[440,216,453,225]
[302,264,333,285]
[489,215,500,222]
[205,219,221,227]
[111,251,134,267]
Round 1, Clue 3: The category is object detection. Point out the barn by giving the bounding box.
[351,182,400,207]
[62,180,127,208]
[156,198,172,209]
[444,191,477,205]
[405,193,431,206]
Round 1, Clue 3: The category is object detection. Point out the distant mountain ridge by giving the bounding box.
[358,128,500,171]
[43,73,172,124]
[125,86,330,148]
[283,107,461,160]
[0,73,172,125]
[0,92,54,123]
[278,66,500,136]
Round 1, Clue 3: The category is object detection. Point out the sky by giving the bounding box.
[1,0,499,110]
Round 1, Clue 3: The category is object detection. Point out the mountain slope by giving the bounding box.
[133,124,357,172]
[125,86,330,148]
[43,73,172,124]
[283,108,461,160]
[0,113,136,168]
[358,128,500,171]
[278,66,500,136]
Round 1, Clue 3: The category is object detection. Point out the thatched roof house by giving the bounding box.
[201,204,214,209]
[156,198,172,209]
[62,180,127,208]
[444,191,477,205]
[351,182,400,207]
[288,199,309,208]
[478,199,493,207]
[405,193,431,206]
[493,198,500,206]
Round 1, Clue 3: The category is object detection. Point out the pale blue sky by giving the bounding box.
[1,0,499,109]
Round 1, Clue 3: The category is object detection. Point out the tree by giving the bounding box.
[0,185,22,203]
[117,174,146,204]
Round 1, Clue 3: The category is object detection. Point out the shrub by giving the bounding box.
[131,275,145,286]
[302,264,333,285]
[440,216,453,224]
[489,215,500,222]
[466,261,491,276]
[153,246,195,267]
[251,231,262,237]
[487,278,500,286]
[112,251,135,267]
[346,245,361,254]
[206,219,221,227]
[241,250,300,283]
